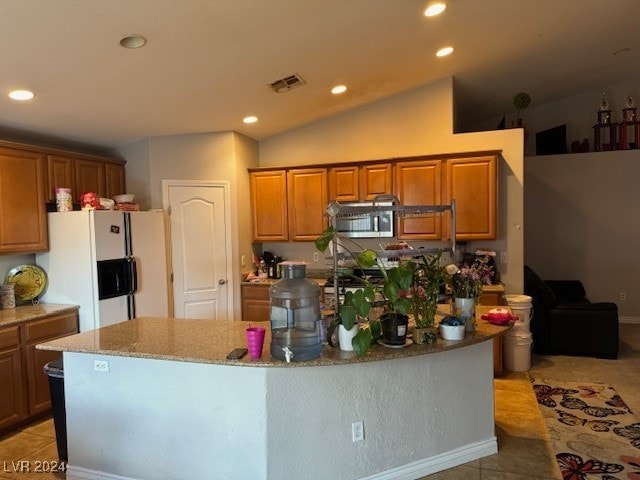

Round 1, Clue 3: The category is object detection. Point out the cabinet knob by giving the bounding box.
[218,279,227,285]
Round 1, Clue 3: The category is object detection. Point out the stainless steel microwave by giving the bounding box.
[334,201,394,238]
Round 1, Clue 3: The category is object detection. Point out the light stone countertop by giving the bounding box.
[0,304,79,328]
[37,306,511,368]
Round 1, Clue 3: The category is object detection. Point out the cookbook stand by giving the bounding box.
[325,195,457,312]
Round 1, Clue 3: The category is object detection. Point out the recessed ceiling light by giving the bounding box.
[119,34,147,49]
[243,116,258,124]
[8,89,35,101]
[436,46,454,57]
[331,85,347,95]
[424,2,446,17]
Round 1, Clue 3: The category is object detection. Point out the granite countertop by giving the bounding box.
[37,306,511,368]
[0,304,79,328]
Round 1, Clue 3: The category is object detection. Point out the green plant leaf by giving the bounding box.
[353,328,372,356]
[315,227,336,252]
[352,289,372,318]
[339,304,356,330]
[369,319,382,339]
[383,281,399,303]
[356,249,377,268]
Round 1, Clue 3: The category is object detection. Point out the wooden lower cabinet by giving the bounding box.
[241,284,271,322]
[0,326,25,430]
[0,310,79,435]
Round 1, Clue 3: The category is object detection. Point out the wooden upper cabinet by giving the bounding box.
[250,170,288,241]
[46,155,75,202]
[395,160,442,239]
[360,163,393,200]
[329,166,359,202]
[75,159,106,200]
[444,155,498,240]
[329,163,392,202]
[287,168,328,241]
[105,163,126,198]
[0,147,48,253]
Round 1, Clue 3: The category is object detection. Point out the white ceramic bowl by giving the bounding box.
[439,324,465,341]
[113,194,135,204]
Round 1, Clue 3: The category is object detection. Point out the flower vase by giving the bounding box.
[454,297,476,332]
[338,324,359,351]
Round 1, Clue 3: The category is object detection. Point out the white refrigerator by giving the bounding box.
[36,210,171,332]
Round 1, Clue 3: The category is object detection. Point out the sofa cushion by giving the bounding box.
[524,265,557,309]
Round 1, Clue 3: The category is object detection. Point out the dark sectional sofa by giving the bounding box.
[523,265,619,359]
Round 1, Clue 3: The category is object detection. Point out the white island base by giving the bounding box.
[61,341,496,480]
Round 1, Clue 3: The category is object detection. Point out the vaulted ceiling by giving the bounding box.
[1,0,639,151]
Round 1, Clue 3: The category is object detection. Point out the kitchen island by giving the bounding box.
[38,308,510,480]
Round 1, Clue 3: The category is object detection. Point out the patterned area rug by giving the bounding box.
[531,377,640,480]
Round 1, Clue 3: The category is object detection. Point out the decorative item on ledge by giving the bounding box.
[618,96,639,149]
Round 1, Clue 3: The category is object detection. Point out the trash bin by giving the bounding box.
[44,359,67,461]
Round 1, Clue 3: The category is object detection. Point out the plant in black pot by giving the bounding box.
[316,228,415,354]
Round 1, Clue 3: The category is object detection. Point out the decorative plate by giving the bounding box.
[5,265,48,301]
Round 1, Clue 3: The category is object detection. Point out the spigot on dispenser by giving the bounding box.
[282,347,294,363]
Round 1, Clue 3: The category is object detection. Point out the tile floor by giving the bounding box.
[1,323,638,480]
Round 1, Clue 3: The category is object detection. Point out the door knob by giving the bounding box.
[218,279,227,285]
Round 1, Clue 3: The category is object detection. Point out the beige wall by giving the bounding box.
[118,132,259,317]
[259,77,525,294]
[525,149,640,320]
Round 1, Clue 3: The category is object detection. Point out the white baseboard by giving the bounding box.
[358,437,498,480]
[620,316,640,325]
[66,465,136,480]
[66,438,498,480]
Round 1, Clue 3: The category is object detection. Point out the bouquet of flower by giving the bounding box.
[449,255,495,299]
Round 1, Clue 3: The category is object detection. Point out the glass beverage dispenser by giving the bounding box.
[269,262,322,362]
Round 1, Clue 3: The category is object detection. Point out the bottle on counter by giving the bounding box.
[269,262,322,362]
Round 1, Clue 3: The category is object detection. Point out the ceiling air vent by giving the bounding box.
[268,74,306,93]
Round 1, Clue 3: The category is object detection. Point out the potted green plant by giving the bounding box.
[409,251,450,344]
[315,228,414,355]
[512,91,531,127]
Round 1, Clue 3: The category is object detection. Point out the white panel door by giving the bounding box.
[164,182,232,320]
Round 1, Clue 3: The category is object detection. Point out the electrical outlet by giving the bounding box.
[241,255,246,267]
[94,360,110,372]
[499,252,508,264]
[620,292,627,301]
[352,421,364,442]
[313,252,319,262]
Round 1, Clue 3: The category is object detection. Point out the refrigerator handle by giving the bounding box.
[127,257,138,295]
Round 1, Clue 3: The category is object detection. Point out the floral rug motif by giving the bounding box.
[531,378,640,480]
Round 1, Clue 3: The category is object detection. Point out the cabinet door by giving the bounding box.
[287,168,328,241]
[105,163,126,198]
[329,166,359,202]
[444,156,497,240]
[395,160,442,239]
[0,346,25,430]
[360,163,392,200]
[0,147,48,253]
[0,325,25,431]
[46,155,75,202]
[250,171,288,241]
[75,159,106,199]
[24,345,60,415]
[241,285,271,322]
[24,312,78,415]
